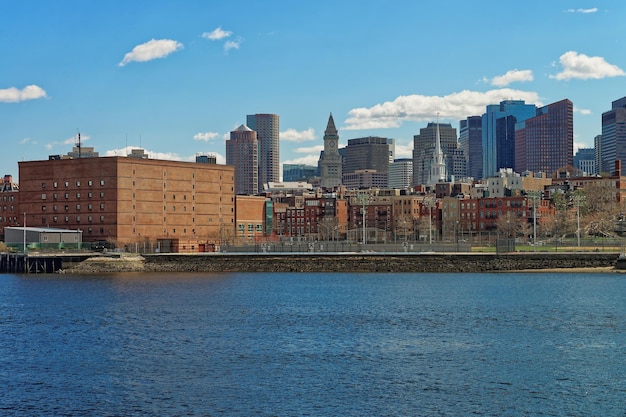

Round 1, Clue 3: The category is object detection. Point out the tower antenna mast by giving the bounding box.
[75,130,82,158]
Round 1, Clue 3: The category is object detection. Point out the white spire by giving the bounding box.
[429,113,447,185]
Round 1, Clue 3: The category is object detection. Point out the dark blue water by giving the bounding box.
[1,272,625,416]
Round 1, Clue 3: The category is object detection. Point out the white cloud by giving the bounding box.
[344,88,542,130]
[19,137,35,145]
[119,39,183,67]
[46,134,90,150]
[565,8,598,13]
[193,132,220,141]
[280,128,316,142]
[103,147,226,164]
[294,145,324,154]
[224,39,241,52]
[574,106,592,115]
[0,85,47,103]
[394,142,413,158]
[283,155,321,166]
[491,69,534,87]
[551,51,625,80]
[203,27,232,41]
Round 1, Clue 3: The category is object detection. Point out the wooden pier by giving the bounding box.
[0,253,92,274]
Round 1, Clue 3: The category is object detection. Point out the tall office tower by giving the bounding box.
[343,136,393,175]
[600,97,626,175]
[594,135,603,175]
[226,125,258,195]
[459,116,483,179]
[412,122,460,186]
[389,158,413,190]
[574,148,596,176]
[320,113,343,189]
[482,100,537,177]
[514,99,573,176]
[246,114,279,190]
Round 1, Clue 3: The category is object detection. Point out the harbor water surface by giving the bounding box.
[1,272,625,416]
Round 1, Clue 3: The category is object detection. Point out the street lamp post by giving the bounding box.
[23,212,26,254]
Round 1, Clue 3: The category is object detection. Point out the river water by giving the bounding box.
[1,272,625,416]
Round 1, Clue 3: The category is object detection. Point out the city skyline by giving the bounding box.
[2,1,625,179]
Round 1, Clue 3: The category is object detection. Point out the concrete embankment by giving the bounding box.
[63,252,623,274]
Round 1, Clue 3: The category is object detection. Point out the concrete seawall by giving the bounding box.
[64,252,622,274]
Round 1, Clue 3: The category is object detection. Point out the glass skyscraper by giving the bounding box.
[482,100,536,178]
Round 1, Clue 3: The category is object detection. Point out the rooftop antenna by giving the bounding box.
[75,129,82,158]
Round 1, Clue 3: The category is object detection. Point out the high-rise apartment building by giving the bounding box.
[594,135,603,175]
[389,158,413,190]
[459,116,483,179]
[514,99,573,176]
[246,114,280,190]
[600,97,626,175]
[482,100,536,177]
[574,148,596,176]
[412,122,461,186]
[343,136,392,175]
[320,113,342,189]
[226,125,258,195]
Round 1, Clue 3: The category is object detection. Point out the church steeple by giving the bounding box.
[429,114,447,185]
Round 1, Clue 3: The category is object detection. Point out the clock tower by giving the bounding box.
[320,113,342,189]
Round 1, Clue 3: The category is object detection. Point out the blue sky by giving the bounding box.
[2,1,625,179]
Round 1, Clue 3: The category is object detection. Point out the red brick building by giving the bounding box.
[17,156,235,251]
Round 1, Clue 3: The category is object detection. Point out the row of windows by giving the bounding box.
[38,215,105,223]
[42,180,105,188]
[237,224,264,232]
[1,195,15,202]
[42,192,104,200]
[42,203,105,211]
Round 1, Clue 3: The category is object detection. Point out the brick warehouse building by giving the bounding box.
[17,156,235,252]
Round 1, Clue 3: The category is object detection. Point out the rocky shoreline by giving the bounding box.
[61,252,623,274]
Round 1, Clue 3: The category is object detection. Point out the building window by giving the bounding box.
[100,215,104,222]
[53,205,58,211]
[41,183,46,189]
[76,204,81,211]
[65,193,69,199]
[65,216,69,222]
[42,194,46,200]
[65,181,69,187]
[100,192,105,198]
[88,192,92,198]
[53,182,58,188]
[100,180,105,186]
[76,181,80,187]
[88,204,92,210]
[88,180,93,186]
[42,205,46,211]
[88,216,93,222]
[76,216,80,222]
[100,203,105,210]
[76,193,81,199]
[53,193,58,200]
